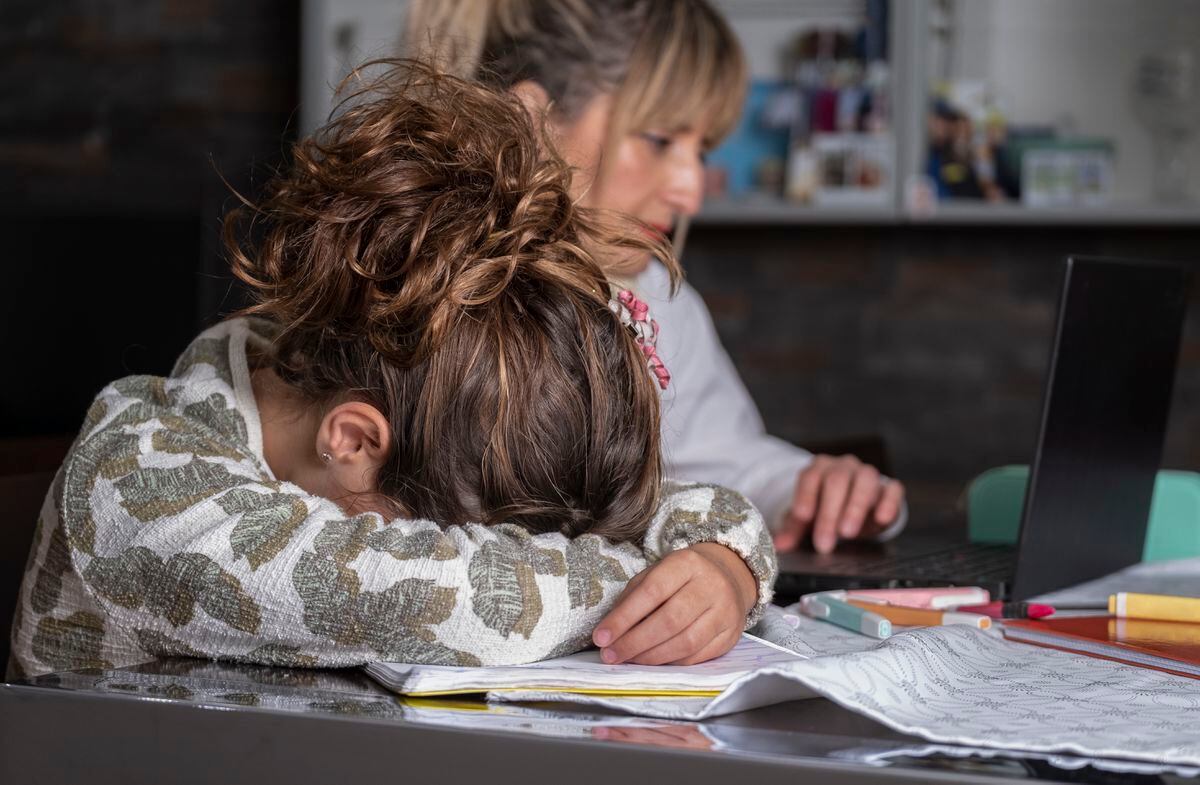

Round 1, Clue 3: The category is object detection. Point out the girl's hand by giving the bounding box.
[591,543,757,665]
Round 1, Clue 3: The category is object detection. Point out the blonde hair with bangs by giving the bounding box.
[605,1,746,161]
[404,0,747,185]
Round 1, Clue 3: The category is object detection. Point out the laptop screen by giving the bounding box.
[1012,256,1191,600]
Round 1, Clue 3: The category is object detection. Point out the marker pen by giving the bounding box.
[844,586,990,609]
[846,599,992,629]
[954,601,1055,620]
[801,592,892,639]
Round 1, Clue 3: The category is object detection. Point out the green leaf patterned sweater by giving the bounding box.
[9,318,776,678]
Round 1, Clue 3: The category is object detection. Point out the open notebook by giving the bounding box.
[364,634,804,697]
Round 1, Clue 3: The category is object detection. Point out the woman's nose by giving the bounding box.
[663,154,705,217]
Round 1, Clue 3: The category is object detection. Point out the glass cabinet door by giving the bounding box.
[906,0,1200,223]
[701,0,1200,225]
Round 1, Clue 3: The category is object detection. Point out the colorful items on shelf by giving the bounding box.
[923,80,1115,207]
[705,7,894,206]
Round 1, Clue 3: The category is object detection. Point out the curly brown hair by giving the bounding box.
[224,60,680,541]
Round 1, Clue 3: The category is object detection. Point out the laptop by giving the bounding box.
[775,256,1191,602]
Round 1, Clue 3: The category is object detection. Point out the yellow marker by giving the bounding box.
[1110,617,1200,645]
[1110,592,1200,623]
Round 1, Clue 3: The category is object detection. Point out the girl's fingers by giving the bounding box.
[670,626,739,666]
[592,556,689,650]
[600,578,707,664]
[608,568,647,609]
[626,608,724,666]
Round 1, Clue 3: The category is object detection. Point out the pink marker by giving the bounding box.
[954,601,1055,620]
[844,587,990,610]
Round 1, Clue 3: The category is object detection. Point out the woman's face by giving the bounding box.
[554,94,709,271]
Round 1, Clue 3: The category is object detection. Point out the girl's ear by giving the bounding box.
[316,402,392,494]
[511,79,552,118]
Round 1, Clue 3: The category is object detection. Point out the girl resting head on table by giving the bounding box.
[404,0,908,554]
[8,62,775,681]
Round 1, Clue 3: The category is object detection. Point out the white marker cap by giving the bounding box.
[941,612,992,630]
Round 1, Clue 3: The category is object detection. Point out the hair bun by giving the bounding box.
[222,59,676,539]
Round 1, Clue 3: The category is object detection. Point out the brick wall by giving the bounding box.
[0,0,298,436]
[684,224,1200,518]
[1,0,297,217]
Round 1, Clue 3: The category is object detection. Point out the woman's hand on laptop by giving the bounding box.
[591,543,756,666]
[773,454,906,554]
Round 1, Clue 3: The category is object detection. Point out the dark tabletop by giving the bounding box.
[1,658,1195,785]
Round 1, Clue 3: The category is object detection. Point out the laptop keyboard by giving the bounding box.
[813,543,1016,580]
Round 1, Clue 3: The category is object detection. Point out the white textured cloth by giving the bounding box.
[494,602,1200,767]
[635,261,906,539]
[9,317,776,678]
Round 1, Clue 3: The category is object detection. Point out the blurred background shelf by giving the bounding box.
[906,201,1200,226]
[696,196,898,225]
[697,196,1200,226]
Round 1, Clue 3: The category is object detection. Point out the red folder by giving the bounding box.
[1003,615,1200,680]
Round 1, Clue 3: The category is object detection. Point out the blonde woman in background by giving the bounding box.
[405,0,908,560]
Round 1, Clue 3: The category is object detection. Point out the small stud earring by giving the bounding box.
[320,452,332,464]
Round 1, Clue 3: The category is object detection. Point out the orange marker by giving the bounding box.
[846,598,992,630]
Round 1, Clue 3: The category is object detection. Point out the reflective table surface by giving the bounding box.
[2,659,1196,784]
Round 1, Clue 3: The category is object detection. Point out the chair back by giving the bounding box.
[967,464,1200,561]
[0,472,55,672]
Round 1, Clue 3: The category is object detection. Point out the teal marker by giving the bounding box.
[801,592,892,639]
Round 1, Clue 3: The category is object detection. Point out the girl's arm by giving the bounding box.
[59,383,774,669]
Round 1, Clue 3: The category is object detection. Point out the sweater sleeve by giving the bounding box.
[59,382,776,669]
[645,481,777,627]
